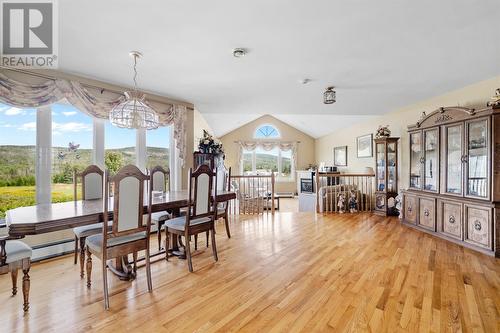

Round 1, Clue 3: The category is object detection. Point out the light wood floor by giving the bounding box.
[1,212,499,332]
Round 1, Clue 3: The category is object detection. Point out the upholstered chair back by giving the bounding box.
[150,166,170,192]
[188,164,216,221]
[75,165,104,201]
[105,165,151,238]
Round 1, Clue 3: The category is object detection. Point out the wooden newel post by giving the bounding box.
[315,172,320,213]
[271,172,275,214]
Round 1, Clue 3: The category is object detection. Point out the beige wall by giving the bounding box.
[193,109,216,147]
[315,75,500,192]
[220,115,315,193]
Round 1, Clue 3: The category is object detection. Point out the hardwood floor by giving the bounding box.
[1,212,499,332]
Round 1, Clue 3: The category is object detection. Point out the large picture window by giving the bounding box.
[105,122,136,174]
[146,125,170,171]
[242,148,293,180]
[0,103,37,218]
[51,103,93,202]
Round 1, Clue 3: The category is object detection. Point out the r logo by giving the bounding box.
[2,1,53,54]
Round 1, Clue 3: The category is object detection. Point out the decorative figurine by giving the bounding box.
[349,190,358,213]
[394,194,402,218]
[375,125,391,139]
[337,193,346,213]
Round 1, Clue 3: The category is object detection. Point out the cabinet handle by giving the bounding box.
[420,157,425,164]
[449,215,455,224]
[474,220,482,231]
[407,206,412,213]
[424,208,430,217]
[461,155,468,163]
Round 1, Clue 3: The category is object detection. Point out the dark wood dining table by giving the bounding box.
[5,190,236,280]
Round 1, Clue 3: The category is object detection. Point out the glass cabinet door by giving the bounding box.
[423,128,439,192]
[376,142,386,192]
[466,118,489,199]
[444,124,463,195]
[409,131,422,189]
[387,142,397,192]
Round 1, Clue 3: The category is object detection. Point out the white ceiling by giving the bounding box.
[59,0,499,138]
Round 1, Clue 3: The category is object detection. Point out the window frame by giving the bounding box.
[241,147,294,182]
[254,124,280,139]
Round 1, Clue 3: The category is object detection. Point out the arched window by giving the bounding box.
[254,124,280,139]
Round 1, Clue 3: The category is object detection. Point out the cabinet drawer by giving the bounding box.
[437,200,463,240]
[464,205,492,249]
[403,194,418,224]
[418,198,436,231]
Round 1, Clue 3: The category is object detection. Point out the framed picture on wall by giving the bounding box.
[357,134,373,158]
[333,146,347,166]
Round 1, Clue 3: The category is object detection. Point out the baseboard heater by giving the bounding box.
[275,192,294,198]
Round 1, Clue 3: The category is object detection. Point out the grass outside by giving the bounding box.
[0,184,81,218]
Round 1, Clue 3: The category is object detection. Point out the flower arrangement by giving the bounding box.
[375,125,391,139]
[198,130,224,155]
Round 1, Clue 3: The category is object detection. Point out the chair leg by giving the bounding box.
[79,237,86,278]
[74,235,78,264]
[157,221,163,251]
[206,231,209,248]
[11,268,18,296]
[185,238,193,272]
[224,215,231,238]
[133,252,138,273]
[194,234,198,251]
[86,247,92,288]
[22,267,30,312]
[145,248,153,292]
[102,261,109,310]
[211,227,218,262]
[165,230,170,261]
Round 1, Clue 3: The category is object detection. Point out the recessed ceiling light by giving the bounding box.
[233,48,247,57]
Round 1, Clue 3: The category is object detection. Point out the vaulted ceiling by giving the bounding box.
[58,0,499,138]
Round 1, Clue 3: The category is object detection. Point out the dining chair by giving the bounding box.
[165,164,218,272]
[149,166,171,251]
[194,166,231,250]
[0,236,32,312]
[215,166,231,238]
[85,164,153,310]
[72,165,112,278]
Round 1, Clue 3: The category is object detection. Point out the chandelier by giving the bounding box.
[323,86,336,104]
[109,51,159,130]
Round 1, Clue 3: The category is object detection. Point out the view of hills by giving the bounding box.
[0,145,169,185]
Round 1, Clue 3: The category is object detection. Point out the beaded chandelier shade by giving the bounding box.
[109,51,159,130]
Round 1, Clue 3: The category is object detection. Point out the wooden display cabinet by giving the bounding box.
[374,137,399,216]
[401,101,500,257]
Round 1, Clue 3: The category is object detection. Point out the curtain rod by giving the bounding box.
[0,66,194,110]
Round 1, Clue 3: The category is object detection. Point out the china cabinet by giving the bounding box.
[401,102,500,257]
[374,137,399,216]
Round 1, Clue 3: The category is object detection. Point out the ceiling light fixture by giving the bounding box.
[324,86,336,104]
[233,48,247,57]
[109,51,159,130]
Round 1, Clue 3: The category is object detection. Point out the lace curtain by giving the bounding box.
[0,72,187,164]
[236,140,298,173]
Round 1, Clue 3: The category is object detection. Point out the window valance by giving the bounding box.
[0,72,187,164]
[236,140,298,173]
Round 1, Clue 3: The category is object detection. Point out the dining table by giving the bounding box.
[5,190,236,280]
